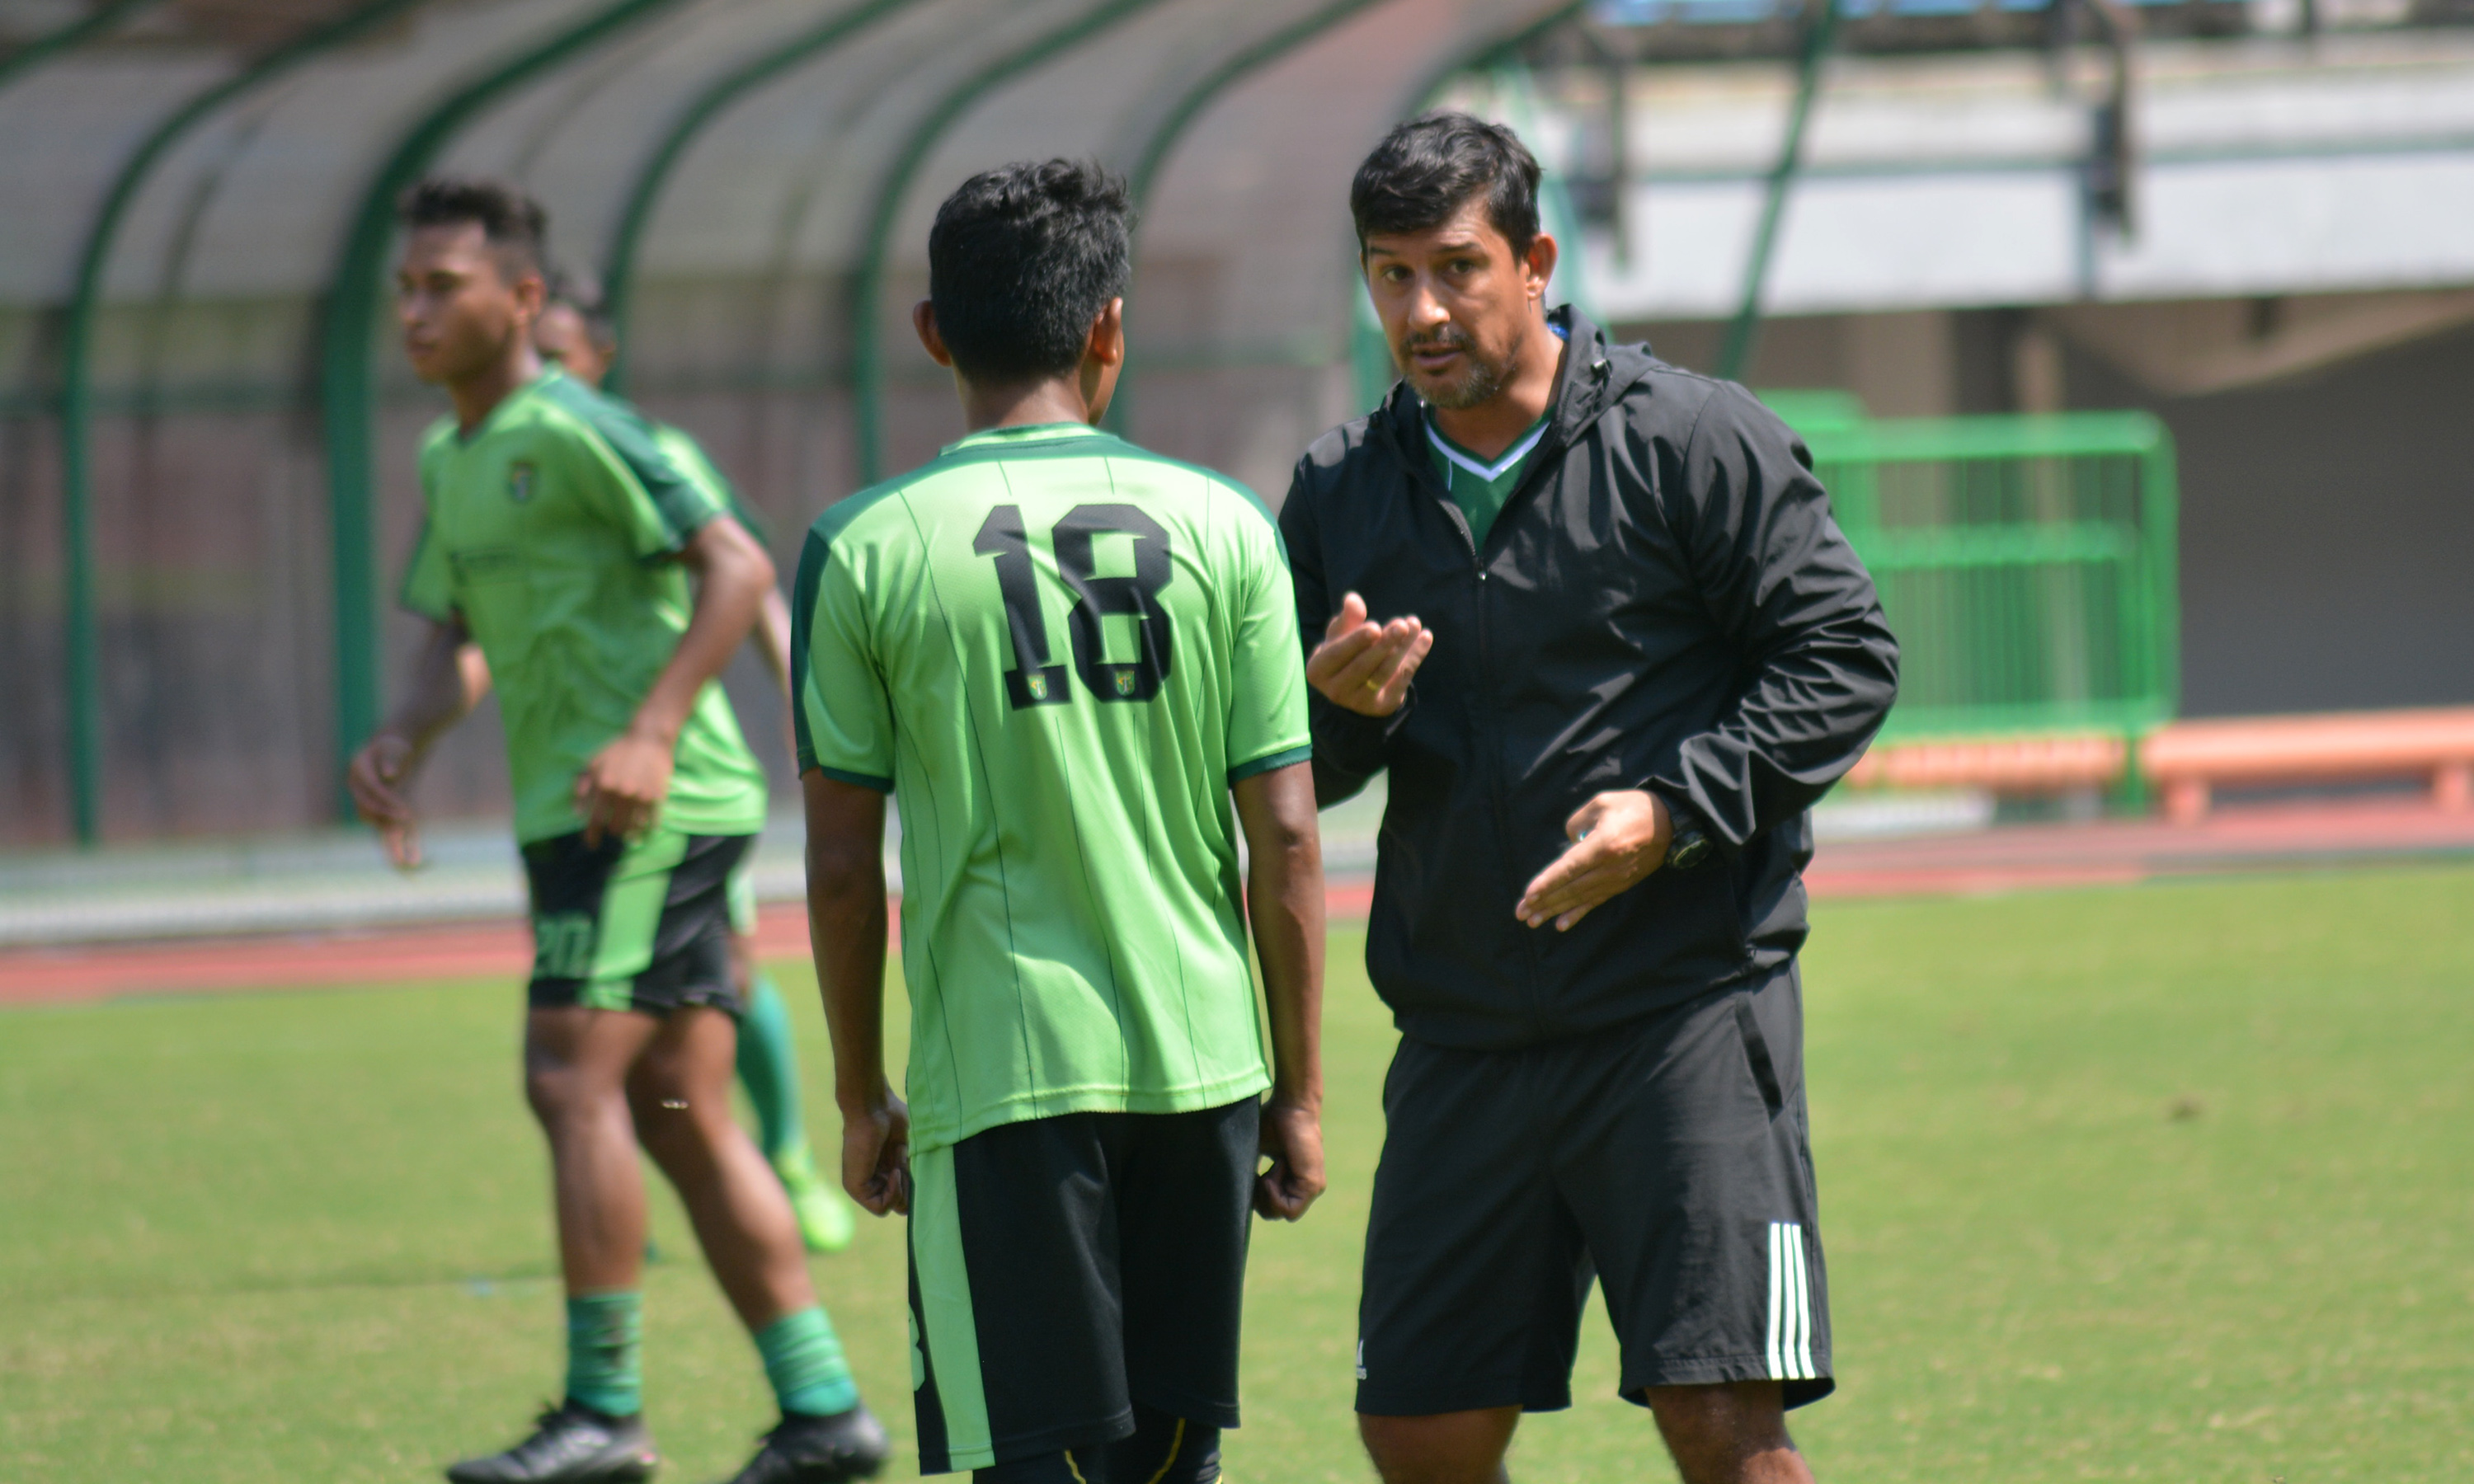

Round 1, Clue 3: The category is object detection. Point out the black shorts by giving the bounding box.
[907,1098,1258,1474]
[521,829,751,1017]
[1357,962,1832,1416]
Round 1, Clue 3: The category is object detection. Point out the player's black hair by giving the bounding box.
[927,159,1132,383]
[544,268,618,349]
[396,176,547,279]
[1350,111,1541,259]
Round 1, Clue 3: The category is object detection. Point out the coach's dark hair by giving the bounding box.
[397,176,547,278]
[1350,112,1541,259]
[928,159,1132,383]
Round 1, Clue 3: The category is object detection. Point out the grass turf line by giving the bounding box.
[1,866,2468,1481]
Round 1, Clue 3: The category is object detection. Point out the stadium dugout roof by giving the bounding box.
[0,0,1578,844]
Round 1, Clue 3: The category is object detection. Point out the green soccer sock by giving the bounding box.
[735,973,807,1163]
[754,1307,858,1418]
[565,1291,644,1419]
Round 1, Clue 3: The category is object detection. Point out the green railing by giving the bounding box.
[1796,411,2181,743]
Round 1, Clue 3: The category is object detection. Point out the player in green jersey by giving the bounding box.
[518,277,855,1258]
[796,161,1328,1484]
[346,179,885,1484]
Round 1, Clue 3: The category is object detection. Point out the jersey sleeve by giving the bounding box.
[655,425,769,545]
[1221,489,1313,784]
[791,524,896,791]
[568,401,726,559]
[397,519,457,622]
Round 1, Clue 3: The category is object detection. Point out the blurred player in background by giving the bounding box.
[797,160,1328,1483]
[347,177,886,1484]
[530,275,855,1258]
[1283,115,1898,1484]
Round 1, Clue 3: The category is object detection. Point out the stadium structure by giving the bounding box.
[2,0,2471,848]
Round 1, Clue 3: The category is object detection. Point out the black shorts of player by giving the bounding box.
[522,830,750,1017]
[1357,961,1832,1416]
[908,1097,1258,1475]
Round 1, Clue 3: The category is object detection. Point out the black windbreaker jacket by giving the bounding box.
[1278,308,1900,1051]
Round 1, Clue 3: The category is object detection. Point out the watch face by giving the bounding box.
[1670,833,1713,870]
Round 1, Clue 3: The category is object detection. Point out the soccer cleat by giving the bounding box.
[716,1403,889,1484]
[444,1402,660,1483]
[773,1146,855,1254]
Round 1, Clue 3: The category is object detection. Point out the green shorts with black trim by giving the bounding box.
[523,829,752,1017]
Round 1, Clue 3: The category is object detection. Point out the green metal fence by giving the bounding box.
[1799,411,2181,743]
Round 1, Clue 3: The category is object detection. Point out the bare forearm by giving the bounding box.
[812,864,890,1111]
[754,587,795,696]
[1236,764,1325,1111]
[381,623,477,755]
[804,773,894,1111]
[637,519,774,744]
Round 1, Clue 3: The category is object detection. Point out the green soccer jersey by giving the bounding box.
[1425,408,1549,549]
[400,368,770,845]
[652,423,769,545]
[793,422,1311,1154]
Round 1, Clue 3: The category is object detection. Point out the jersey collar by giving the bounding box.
[1426,411,1550,485]
[940,421,1110,456]
[455,364,564,445]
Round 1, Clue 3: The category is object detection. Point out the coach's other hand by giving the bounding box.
[1254,1097,1326,1221]
[1306,591,1432,717]
[347,732,424,871]
[841,1092,912,1217]
[1517,790,1673,932]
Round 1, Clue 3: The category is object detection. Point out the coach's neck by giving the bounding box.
[913,298,1126,434]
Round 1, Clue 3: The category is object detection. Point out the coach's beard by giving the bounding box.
[1399,326,1507,411]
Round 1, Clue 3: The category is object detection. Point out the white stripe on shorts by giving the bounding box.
[1766,1221,1815,1382]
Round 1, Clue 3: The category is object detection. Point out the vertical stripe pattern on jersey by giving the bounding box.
[1766,1221,1817,1382]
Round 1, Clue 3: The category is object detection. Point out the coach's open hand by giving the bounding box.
[1517,790,1672,932]
[1306,591,1432,717]
[1254,1097,1326,1221]
[574,723,673,847]
[841,1092,912,1217]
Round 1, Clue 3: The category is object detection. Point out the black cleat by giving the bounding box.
[717,1404,890,1484]
[445,1402,661,1483]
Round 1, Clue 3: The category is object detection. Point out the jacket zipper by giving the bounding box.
[1401,408,1573,1040]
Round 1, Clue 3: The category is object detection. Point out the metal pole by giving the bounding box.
[0,0,166,94]
[1715,0,1840,383]
[54,0,430,845]
[599,0,913,398]
[317,0,690,817]
[849,0,1174,487]
[1106,0,1397,437]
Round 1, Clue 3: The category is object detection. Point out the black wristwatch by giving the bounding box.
[1662,800,1714,871]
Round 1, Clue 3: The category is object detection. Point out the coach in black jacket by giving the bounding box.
[1284,115,1897,1484]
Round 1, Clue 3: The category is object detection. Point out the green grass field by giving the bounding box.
[6,865,2472,1482]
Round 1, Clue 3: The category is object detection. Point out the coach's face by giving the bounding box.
[1362,196,1558,411]
[396,223,539,386]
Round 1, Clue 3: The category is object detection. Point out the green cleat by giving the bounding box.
[774,1144,854,1254]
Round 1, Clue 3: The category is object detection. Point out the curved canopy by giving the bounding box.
[0,0,1564,845]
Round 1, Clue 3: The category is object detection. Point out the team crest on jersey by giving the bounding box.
[1026,673,1049,701]
[506,461,537,503]
[1112,671,1136,697]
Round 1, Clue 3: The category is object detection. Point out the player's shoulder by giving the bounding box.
[523,369,648,444]
[1091,434,1277,535]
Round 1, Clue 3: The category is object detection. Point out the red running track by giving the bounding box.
[4,799,2467,1006]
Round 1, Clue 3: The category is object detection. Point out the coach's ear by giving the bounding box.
[912,299,954,369]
